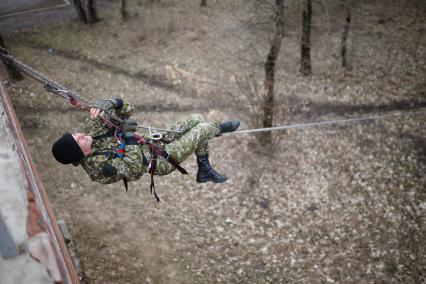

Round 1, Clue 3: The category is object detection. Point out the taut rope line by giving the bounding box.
[228,109,426,134]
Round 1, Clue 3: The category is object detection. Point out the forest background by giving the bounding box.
[1,0,426,283]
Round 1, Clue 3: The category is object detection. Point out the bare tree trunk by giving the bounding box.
[200,0,207,7]
[341,0,352,68]
[300,0,312,75]
[73,0,88,23]
[87,0,101,23]
[0,35,23,81]
[0,35,5,49]
[262,0,285,144]
[121,0,129,18]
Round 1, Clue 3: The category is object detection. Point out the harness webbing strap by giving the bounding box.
[147,151,160,202]
[136,136,188,174]
[123,178,128,193]
[150,144,188,175]
[143,140,187,202]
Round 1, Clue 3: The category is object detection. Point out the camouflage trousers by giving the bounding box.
[143,114,220,176]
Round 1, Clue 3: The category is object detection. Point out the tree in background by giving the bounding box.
[0,34,6,49]
[300,0,312,75]
[262,0,285,144]
[0,35,23,81]
[72,0,100,24]
[121,0,129,18]
[73,0,88,23]
[341,0,352,68]
[201,0,207,7]
[87,0,101,23]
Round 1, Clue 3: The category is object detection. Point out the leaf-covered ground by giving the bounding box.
[4,0,426,283]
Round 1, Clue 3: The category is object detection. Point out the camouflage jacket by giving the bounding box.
[80,99,147,184]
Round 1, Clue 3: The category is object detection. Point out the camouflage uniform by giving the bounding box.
[80,100,220,184]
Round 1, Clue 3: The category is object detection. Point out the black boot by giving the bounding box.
[196,154,228,183]
[219,119,240,134]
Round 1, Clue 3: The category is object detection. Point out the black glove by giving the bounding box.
[122,119,137,138]
[93,98,124,111]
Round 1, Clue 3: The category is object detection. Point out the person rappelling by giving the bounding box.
[0,47,240,200]
[51,97,240,195]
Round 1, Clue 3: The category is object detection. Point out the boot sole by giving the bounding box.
[196,178,228,183]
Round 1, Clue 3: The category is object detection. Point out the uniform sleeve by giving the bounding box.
[110,144,145,182]
[83,117,110,137]
[83,98,135,136]
[114,99,135,119]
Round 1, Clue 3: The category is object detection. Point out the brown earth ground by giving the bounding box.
[3,0,426,283]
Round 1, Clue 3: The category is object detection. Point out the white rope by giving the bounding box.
[227,109,426,134]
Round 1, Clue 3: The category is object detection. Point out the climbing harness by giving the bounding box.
[92,126,188,200]
[90,128,187,201]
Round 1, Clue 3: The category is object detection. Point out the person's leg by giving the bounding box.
[155,121,220,176]
[154,115,240,182]
[164,113,205,141]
